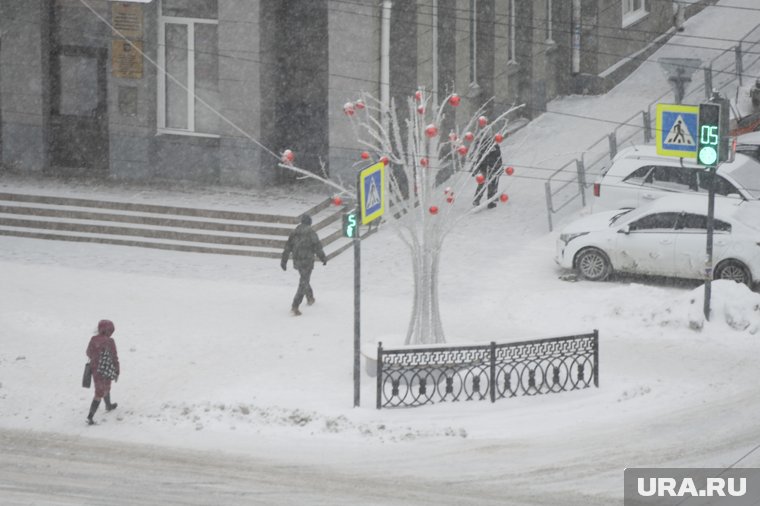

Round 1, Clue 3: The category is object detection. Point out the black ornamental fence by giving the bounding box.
[376,330,598,409]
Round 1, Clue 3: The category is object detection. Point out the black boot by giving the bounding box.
[87,399,100,425]
[105,394,118,412]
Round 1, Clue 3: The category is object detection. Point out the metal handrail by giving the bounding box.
[544,22,760,231]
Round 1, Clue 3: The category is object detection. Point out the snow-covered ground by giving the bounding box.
[2,1,760,504]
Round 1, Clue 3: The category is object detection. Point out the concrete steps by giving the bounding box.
[0,192,359,259]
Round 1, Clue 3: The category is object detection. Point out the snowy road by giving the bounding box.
[0,428,592,506]
[1,427,468,506]
[3,410,759,506]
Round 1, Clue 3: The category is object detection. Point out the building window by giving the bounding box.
[157,0,219,136]
[622,0,648,27]
[508,0,517,63]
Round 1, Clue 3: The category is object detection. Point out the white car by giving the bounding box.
[592,145,760,212]
[556,194,760,287]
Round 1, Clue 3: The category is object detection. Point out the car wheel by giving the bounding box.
[576,248,612,281]
[715,260,752,286]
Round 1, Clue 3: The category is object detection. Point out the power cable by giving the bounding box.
[6,0,759,193]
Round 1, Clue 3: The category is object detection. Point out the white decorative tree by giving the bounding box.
[281,90,521,345]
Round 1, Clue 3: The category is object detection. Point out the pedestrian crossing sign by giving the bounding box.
[358,161,385,225]
[656,103,699,158]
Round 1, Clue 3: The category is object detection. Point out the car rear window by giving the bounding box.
[622,166,652,185]
[677,213,731,232]
[646,166,696,192]
[696,172,742,197]
[629,212,680,231]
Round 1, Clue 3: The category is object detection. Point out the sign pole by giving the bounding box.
[697,95,728,321]
[703,165,717,321]
[353,161,386,408]
[353,209,361,408]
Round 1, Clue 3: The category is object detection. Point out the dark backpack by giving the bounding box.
[97,348,118,380]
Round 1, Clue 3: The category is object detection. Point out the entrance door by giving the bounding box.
[48,45,109,176]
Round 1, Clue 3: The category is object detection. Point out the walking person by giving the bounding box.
[86,319,120,425]
[281,214,327,316]
[473,142,503,209]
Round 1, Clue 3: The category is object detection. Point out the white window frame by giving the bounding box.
[157,2,219,138]
[622,0,648,28]
[508,0,517,63]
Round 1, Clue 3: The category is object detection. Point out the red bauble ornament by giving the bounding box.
[429,205,439,215]
[448,94,461,107]
[448,131,458,142]
[464,131,474,142]
[420,157,429,167]
[343,102,355,116]
[475,173,485,185]
[457,145,468,156]
[417,105,425,115]
[355,99,365,110]
[281,149,295,164]
[425,124,438,138]
[360,151,370,160]
[478,116,488,128]
[505,166,514,176]
[494,133,504,143]
[414,90,423,102]
[332,196,343,206]
[446,195,455,204]
[500,193,509,203]
[380,155,390,166]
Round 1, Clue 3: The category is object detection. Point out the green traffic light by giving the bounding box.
[342,212,358,238]
[698,146,718,166]
[697,103,722,167]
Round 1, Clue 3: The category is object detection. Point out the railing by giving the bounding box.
[544,22,760,231]
[376,330,599,409]
[544,159,586,232]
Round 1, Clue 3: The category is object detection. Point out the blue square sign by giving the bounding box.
[656,103,699,158]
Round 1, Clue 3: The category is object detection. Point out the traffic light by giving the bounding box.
[697,102,720,167]
[697,98,730,167]
[342,211,358,238]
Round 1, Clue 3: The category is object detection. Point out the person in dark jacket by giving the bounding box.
[473,143,503,209]
[86,319,120,425]
[281,214,327,316]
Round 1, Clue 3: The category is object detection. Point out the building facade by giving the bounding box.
[0,0,677,187]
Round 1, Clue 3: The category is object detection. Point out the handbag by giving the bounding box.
[82,362,92,388]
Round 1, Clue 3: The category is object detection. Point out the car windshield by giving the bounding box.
[726,158,760,199]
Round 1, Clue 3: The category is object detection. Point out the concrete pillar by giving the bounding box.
[0,0,48,173]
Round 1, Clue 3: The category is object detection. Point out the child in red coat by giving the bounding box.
[86,319,120,425]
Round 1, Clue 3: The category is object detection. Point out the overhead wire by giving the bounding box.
[8,2,760,97]
[61,0,760,187]
[3,0,759,190]
[15,1,760,75]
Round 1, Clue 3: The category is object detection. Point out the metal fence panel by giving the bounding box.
[376,331,599,409]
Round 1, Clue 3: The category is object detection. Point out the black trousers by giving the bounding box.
[292,267,314,308]
[474,171,499,204]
